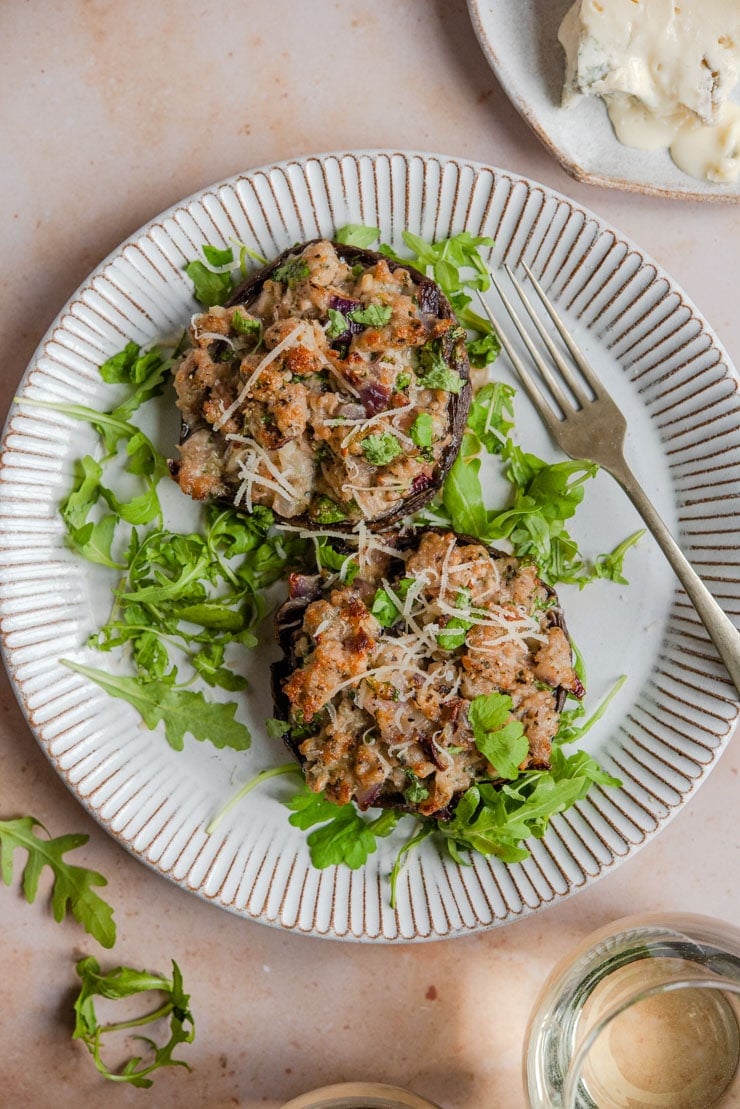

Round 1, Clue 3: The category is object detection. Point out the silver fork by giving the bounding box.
[477,264,740,695]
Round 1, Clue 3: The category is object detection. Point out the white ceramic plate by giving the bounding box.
[467,0,740,203]
[1,151,738,942]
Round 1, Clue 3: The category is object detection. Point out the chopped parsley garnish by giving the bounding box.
[436,592,473,649]
[361,432,403,466]
[404,773,430,804]
[410,412,434,450]
[231,308,261,342]
[348,303,392,328]
[416,339,463,394]
[312,495,348,525]
[326,307,349,338]
[273,257,310,286]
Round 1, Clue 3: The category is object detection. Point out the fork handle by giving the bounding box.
[611,459,740,694]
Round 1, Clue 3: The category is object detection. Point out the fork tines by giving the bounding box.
[477,264,604,421]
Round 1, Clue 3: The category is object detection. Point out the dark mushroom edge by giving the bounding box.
[169,239,472,532]
[271,527,585,820]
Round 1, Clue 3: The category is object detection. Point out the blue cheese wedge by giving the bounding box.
[558,0,740,183]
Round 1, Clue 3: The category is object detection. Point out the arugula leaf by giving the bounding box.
[61,660,251,752]
[286,786,399,869]
[468,692,528,779]
[592,530,645,585]
[184,260,235,307]
[348,303,392,328]
[314,537,359,582]
[389,823,434,909]
[206,762,301,834]
[73,956,194,1087]
[467,382,515,454]
[466,331,501,369]
[554,674,627,746]
[60,457,125,569]
[361,432,403,466]
[202,244,234,267]
[416,339,463,394]
[487,451,600,584]
[441,433,489,538]
[0,816,115,947]
[335,224,380,248]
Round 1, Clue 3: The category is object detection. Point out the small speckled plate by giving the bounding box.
[0,151,738,941]
[467,0,740,203]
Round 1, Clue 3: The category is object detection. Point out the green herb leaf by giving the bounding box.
[554,674,627,746]
[361,432,403,466]
[467,382,515,454]
[314,537,359,582]
[436,615,472,651]
[335,224,380,248]
[311,495,348,525]
[468,692,528,779]
[410,412,434,450]
[348,303,392,328]
[202,244,234,267]
[73,956,195,1087]
[231,309,261,341]
[287,787,399,869]
[273,257,310,286]
[416,339,463,394]
[441,433,489,538]
[0,816,115,947]
[403,773,430,804]
[592,530,645,585]
[370,587,400,627]
[326,307,349,339]
[61,660,251,752]
[466,331,502,369]
[184,260,235,307]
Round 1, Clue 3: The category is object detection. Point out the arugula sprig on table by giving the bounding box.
[0,816,116,946]
[73,956,195,1087]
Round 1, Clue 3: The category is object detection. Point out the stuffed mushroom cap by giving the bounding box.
[169,239,471,532]
[271,528,584,818]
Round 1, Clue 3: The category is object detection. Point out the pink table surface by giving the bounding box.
[1,2,738,1106]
